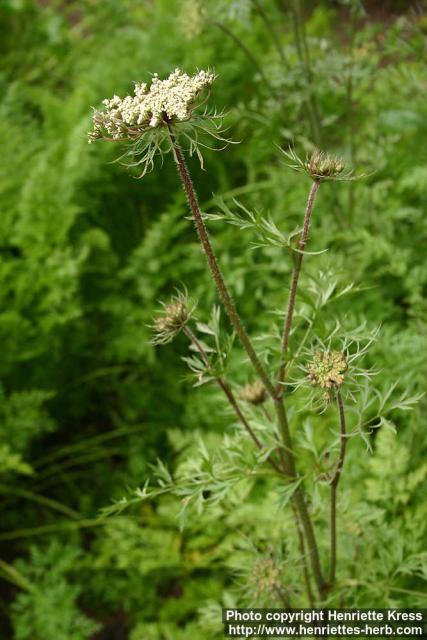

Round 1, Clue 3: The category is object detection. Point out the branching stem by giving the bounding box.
[169,130,275,399]
[276,401,327,597]
[183,326,282,475]
[170,133,327,599]
[185,337,325,601]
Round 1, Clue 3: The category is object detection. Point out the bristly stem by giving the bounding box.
[273,175,326,597]
[185,335,325,602]
[329,388,347,585]
[272,398,327,598]
[169,130,275,399]
[183,325,283,475]
[276,179,320,396]
[170,132,327,599]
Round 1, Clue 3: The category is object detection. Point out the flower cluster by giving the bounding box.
[307,350,347,400]
[88,69,215,143]
[282,147,356,182]
[248,556,283,602]
[152,291,195,345]
[239,380,267,406]
[306,149,344,180]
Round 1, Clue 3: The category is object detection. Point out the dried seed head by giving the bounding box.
[306,149,344,180]
[239,380,267,405]
[248,557,282,600]
[307,350,347,399]
[88,68,215,143]
[152,292,194,345]
[154,301,187,329]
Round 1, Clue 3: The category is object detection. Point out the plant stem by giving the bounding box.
[271,175,326,596]
[186,333,325,600]
[183,326,282,475]
[261,405,272,423]
[275,399,327,597]
[292,503,315,607]
[329,388,347,586]
[346,4,360,227]
[210,20,277,99]
[169,132,275,400]
[276,179,320,395]
[250,0,288,66]
[293,483,327,598]
[170,134,326,599]
[290,0,322,146]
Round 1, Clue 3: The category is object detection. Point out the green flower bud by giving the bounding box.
[307,350,347,400]
[306,149,345,180]
[152,292,194,345]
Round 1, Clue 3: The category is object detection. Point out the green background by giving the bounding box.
[0,0,426,638]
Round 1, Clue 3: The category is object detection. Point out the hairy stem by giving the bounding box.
[276,179,320,395]
[170,132,275,399]
[275,399,327,597]
[185,333,324,600]
[183,325,282,475]
[329,389,347,585]
[272,175,326,596]
[171,134,326,598]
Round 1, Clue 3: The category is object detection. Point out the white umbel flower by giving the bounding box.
[88,68,215,143]
[88,68,231,177]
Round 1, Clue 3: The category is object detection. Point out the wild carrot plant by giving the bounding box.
[89,69,420,608]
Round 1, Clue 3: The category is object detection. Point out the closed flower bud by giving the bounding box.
[306,149,344,180]
[239,380,267,405]
[152,292,194,345]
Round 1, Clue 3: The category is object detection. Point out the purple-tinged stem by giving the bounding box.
[276,179,320,396]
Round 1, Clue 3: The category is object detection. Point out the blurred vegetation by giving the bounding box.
[0,0,426,638]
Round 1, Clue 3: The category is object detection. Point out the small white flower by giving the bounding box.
[88,68,231,177]
[88,68,215,143]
